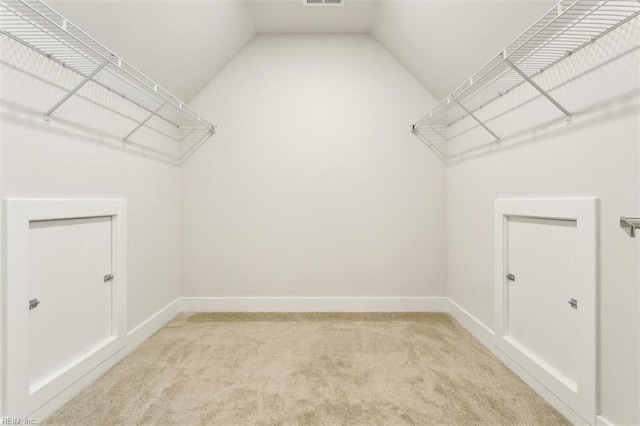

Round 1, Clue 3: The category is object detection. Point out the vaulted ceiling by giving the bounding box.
[48,0,555,103]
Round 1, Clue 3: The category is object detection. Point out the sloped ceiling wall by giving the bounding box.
[48,1,257,102]
[47,1,555,103]
[371,1,554,100]
[249,1,378,33]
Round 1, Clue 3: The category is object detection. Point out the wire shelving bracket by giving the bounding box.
[0,0,216,164]
[411,0,640,161]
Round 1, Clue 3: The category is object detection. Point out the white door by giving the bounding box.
[28,217,113,392]
[506,216,579,390]
[4,199,127,419]
[495,199,597,425]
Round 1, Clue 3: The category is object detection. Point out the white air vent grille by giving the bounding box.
[304,0,343,5]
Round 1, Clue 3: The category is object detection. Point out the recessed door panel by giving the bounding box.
[28,216,113,390]
[507,216,578,388]
[495,199,596,424]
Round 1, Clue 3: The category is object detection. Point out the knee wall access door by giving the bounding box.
[506,216,579,389]
[28,217,113,390]
[495,198,597,425]
[3,199,127,419]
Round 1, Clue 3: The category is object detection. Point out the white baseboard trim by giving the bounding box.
[445,299,590,426]
[180,296,450,313]
[29,296,615,426]
[29,345,127,423]
[27,299,180,423]
[127,299,181,349]
[595,415,615,426]
[446,299,495,348]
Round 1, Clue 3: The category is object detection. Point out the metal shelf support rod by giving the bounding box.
[433,126,449,142]
[178,126,198,144]
[13,0,203,124]
[1,24,180,130]
[445,8,639,131]
[123,100,168,143]
[503,57,572,122]
[44,58,110,124]
[412,0,582,127]
[179,129,215,164]
[411,129,447,163]
[455,100,501,143]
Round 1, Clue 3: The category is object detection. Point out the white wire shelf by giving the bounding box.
[412,0,640,158]
[0,0,216,163]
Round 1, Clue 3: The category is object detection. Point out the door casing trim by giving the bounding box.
[494,198,598,425]
[2,199,127,418]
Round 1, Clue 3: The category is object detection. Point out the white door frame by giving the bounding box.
[494,198,598,425]
[2,199,127,418]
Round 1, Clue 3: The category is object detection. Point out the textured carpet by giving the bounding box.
[45,313,568,425]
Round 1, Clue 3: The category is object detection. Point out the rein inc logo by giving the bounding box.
[1,419,35,425]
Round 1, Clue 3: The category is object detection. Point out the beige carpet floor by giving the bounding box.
[45,313,568,425]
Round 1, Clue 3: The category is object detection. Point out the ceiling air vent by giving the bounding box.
[304,0,343,5]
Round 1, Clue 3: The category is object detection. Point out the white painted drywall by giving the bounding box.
[248,1,377,34]
[42,0,558,105]
[0,38,182,337]
[47,1,257,102]
[372,1,555,100]
[182,35,445,298]
[446,17,640,424]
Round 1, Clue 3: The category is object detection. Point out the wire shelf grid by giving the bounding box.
[0,0,216,163]
[412,0,640,158]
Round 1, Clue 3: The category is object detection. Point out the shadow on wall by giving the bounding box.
[419,15,640,165]
[448,88,639,165]
[0,34,210,166]
[0,98,178,166]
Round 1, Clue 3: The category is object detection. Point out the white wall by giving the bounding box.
[182,35,445,298]
[0,38,182,334]
[445,18,640,424]
[371,1,555,100]
[48,0,257,102]
[3,13,637,423]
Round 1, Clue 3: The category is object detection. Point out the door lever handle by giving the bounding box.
[506,273,516,282]
[104,274,114,283]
